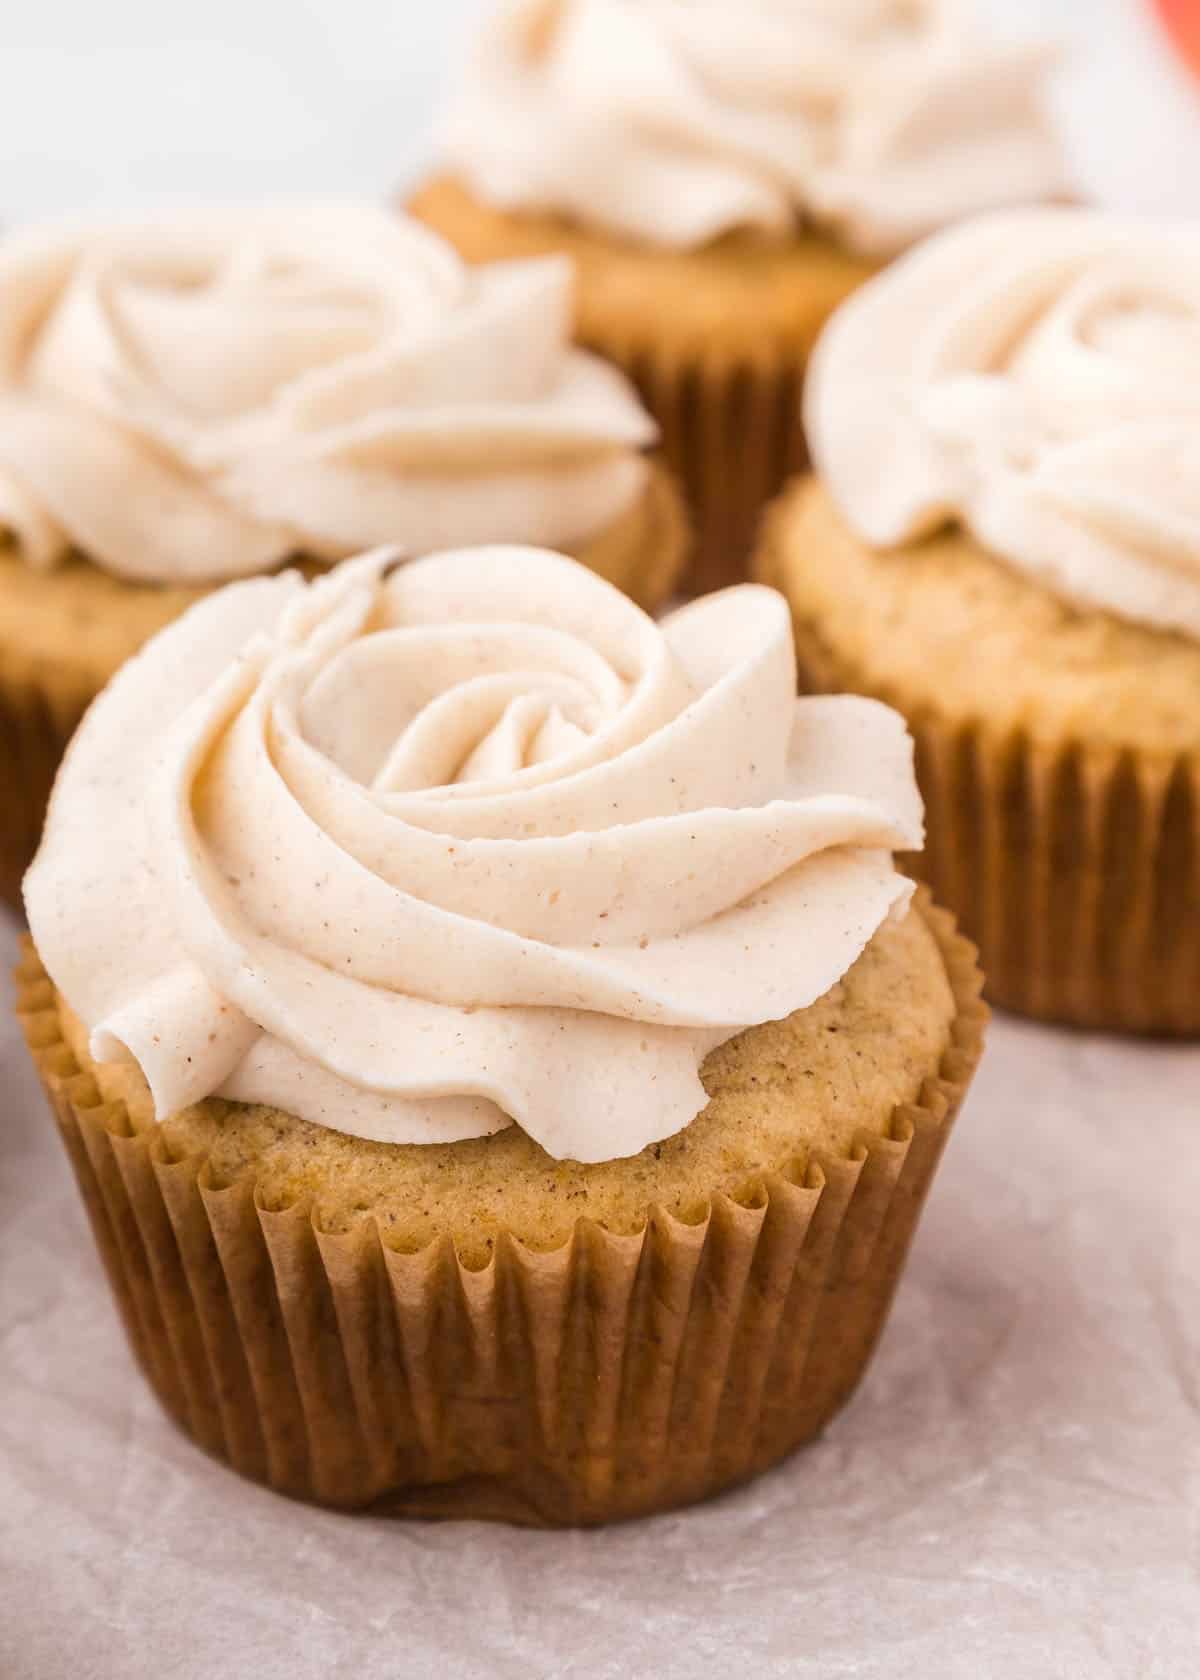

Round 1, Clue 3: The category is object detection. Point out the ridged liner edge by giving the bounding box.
[16,897,986,1525]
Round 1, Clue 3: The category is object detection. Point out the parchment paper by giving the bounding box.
[2,905,1197,1680]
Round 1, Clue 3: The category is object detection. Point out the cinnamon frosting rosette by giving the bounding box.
[0,207,654,583]
[25,546,924,1162]
[806,208,1200,640]
[443,0,1066,256]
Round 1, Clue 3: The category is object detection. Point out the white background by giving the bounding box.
[3,0,1200,218]
[2,5,1200,1679]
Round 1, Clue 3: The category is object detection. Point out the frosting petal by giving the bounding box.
[0,210,653,582]
[806,208,1200,640]
[444,0,1067,256]
[26,548,923,1164]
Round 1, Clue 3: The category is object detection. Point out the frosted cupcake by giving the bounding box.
[0,205,684,905]
[19,546,984,1524]
[411,0,1068,592]
[758,208,1200,1034]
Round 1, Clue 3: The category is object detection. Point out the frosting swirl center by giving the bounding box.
[26,547,923,1163]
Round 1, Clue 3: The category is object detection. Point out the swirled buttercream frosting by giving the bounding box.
[443,0,1066,255]
[25,547,924,1162]
[0,207,653,583]
[806,208,1200,640]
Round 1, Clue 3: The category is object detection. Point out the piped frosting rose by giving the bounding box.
[0,207,653,583]
[25,547,923,1163]
[443,0,1067,256]
[806,208,1200,641]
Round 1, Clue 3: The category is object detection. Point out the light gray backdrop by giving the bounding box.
[3,0,1200,217]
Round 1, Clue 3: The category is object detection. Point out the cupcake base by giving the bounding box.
[16,899,985,1525]
[0,468,687,915]
[757,482,1200,1036]
[409,176,876,596]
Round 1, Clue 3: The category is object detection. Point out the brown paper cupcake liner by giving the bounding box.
[0,650,96,912]
[908,721,1200,1035]
[605,337,811,597]
[757,520,1200,1035]
[17,901,985,1526]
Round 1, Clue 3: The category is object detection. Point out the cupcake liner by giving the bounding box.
[617,339,810,597]
[758,518,1200,1035]
[909,719,1200,1034]
[16,900,985,1527]
[0,647,95,912]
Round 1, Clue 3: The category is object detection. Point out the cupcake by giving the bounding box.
[0,205,685,908]
[18,545,984,1525]
[758,208,1200,1035]
[410,0,1068,593]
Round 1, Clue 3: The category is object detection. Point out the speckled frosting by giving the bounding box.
[25,546,925,1162]
[806,208,1200,640]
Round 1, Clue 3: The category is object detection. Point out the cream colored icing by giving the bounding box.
[806,208,1200,641]
[443,0,1067,256]
[25,546,924,1163]
[0,207,654,583]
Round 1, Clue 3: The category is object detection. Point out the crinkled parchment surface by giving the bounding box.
[2,905,1198,1679]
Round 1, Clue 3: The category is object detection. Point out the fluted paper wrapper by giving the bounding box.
[771,573,1200,1036]
[910,723,1200,1034]
[16,904,985,1526]
[0,647,96,912]
[601,337,811,597]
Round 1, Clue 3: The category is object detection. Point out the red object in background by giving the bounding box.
[1153,0,1200,76]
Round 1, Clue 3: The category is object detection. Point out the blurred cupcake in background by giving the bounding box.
[0,205,684,906]
[757,207,1200,1034]
[411,0,1069,593]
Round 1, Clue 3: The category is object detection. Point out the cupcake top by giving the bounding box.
[0,207,654,585]
[25,546,923,1164]
[806,208,1200,641]
[442,0,1067,257]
